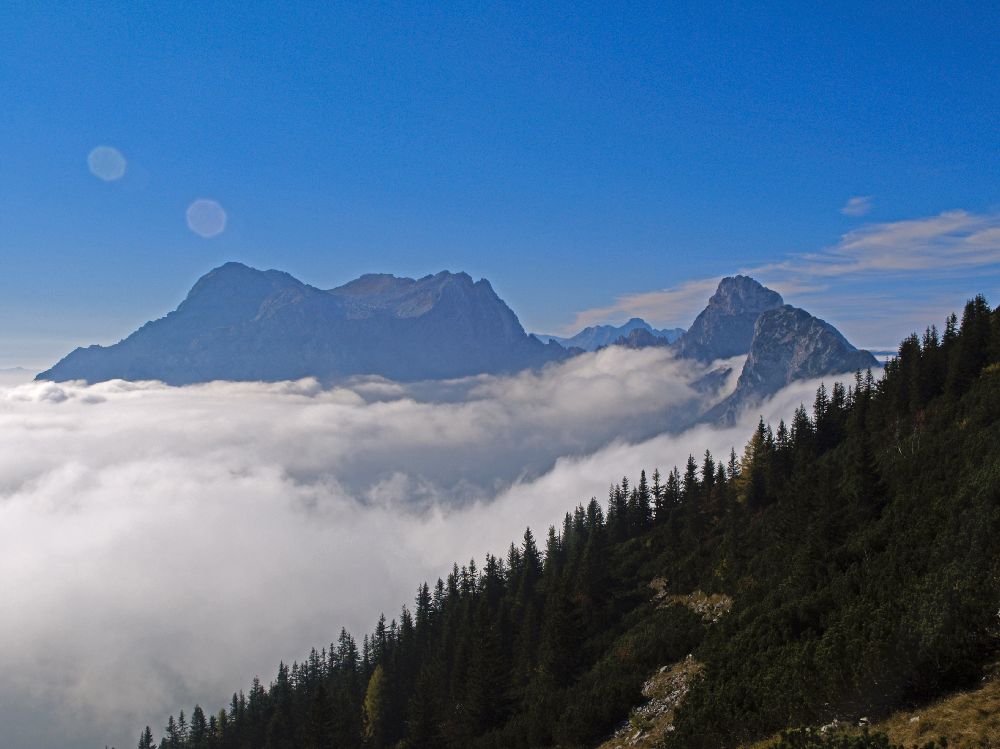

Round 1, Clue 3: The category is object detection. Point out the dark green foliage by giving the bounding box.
[138,726,155,749]
[138,298,1000,749]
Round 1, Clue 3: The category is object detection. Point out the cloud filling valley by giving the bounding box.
[0,347,849,748]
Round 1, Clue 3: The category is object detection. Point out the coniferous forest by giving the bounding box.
[137,297,1000,749]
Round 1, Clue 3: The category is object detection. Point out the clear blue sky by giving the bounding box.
[2,1,998,367]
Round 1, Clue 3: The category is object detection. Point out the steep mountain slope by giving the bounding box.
[132,296,1000,749]
[708,304,878,423]
[36,263,569,384]
[538,318,684,351]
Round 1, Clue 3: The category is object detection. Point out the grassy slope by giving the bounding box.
[742,666,999,749]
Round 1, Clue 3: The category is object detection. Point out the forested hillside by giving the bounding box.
[136,297,1000,749]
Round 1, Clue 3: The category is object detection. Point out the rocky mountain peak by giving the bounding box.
[710,275,783,313]
[706,304,878,424]
[176,262,308,328]
[37,264,566,384]
[738,305,877,395]
[675,276,784,362]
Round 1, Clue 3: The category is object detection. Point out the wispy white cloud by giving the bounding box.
[564,277,721,333]
[771,209,1000,277]
[840,195,873,217]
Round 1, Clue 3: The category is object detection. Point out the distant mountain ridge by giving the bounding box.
[37,265,875,398]
[37,262,569,384]
[537,318,684,351]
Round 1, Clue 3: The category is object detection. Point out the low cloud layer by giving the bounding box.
[0,349,842,748]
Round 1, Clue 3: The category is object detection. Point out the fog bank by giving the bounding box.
[0,348,840,748]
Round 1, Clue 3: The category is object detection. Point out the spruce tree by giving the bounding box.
[137,727,156,749]
[189,706,208,749]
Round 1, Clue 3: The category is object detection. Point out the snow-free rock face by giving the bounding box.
[707,304,878,424]
[37,262,570,384]
[738,306,878,396]
[538,318,683,351]
[674,276,784,362]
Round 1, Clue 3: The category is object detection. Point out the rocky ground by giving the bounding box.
[595,581,735,748]
[597,655,705,749]
[649,578,734,623]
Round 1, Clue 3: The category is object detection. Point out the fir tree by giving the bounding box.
[137,727,156,749]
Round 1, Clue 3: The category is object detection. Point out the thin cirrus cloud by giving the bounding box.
[565,209,1000,345]
[840,195,873,217]
[759,209,1000,278]
[0,345,841,749]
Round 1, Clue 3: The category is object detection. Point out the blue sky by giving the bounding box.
[1,1,998,367]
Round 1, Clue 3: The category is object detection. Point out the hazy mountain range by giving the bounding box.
[37,263,569,384]
[536,318,685,351]
[37,264,877,417]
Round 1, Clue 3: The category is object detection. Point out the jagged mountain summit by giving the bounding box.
[37,264,875,399]
[537,317,684,351]
[706,303,879,423]
[674,275,784,362]
[37,262,569,384]
[662,275,877,422]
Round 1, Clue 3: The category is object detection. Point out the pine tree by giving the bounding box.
[164,715,180,749]
[651,468,665,521]
[137,727,156,749]
[682,455,699,500]
[246,676,268,747]
[544,525,562,575]
[947,295,992,395]
[520,527,542,591]
[189,706,208,749]
[634,469,651,529]
[702,450,716,494]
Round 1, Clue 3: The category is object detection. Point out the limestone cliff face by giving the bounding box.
[37,262,569,385]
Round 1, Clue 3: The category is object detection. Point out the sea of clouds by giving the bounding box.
[0,348,847,749]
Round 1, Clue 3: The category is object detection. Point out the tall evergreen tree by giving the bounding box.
[137,727,156,749]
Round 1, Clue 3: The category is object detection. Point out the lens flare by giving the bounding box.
[86,146,127,181]
[185,199,227,238]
